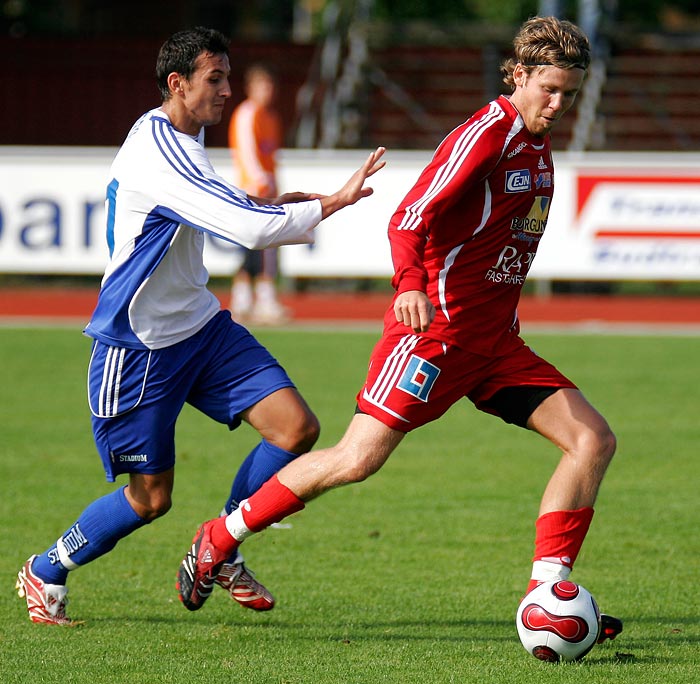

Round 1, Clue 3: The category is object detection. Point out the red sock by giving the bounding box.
[526,507,594,594]
[241,475,305,532]
[533,507,594,566]
[208,517,240,555]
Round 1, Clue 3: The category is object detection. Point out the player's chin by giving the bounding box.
[532,120,555,137]
[206,107,225,125]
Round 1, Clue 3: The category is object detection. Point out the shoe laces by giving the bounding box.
[216,557,264,590]
[217,561,244,584]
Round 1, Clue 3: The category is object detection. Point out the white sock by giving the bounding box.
[530,560,571,583]
[225,502,253,542]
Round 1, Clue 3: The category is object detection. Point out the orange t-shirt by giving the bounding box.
[228,99,282,198]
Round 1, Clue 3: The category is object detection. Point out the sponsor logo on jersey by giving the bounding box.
[538,156,548,170]
[487,244,537,282]
[505,169,531,193]
[535,172,552,189]
[507,141,528,159]
[510,196,551,236]
[484,268,528,285]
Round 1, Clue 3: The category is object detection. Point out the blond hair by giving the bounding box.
[501,16,590,89]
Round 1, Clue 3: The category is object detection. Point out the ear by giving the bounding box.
[167,72,186,97]
[513,63,527,88]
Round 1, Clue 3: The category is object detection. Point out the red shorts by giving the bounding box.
[356,333,577,432]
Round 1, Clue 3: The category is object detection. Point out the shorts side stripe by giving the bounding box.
[98,346,125,417]
[112,347,126,415]
[98,347,112,416]
[366,335,419,406]
[105,347,119,416]
[89,344,153,419]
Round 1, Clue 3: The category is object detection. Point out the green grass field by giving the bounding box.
[1,325,698,683]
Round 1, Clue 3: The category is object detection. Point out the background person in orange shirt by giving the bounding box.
[228,63,289,324]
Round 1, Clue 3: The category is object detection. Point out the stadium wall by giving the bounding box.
[0,38,313,149]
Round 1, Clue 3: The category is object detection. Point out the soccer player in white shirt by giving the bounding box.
[16,26,385,625]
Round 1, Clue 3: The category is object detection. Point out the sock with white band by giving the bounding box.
[31,486,146,585]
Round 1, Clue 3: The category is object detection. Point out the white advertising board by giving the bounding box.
[1,146,699,280]
[532,155,700,280]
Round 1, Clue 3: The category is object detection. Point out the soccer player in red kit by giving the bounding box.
[177,16,622,643]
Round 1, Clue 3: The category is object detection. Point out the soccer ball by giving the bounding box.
[516,580,601,662]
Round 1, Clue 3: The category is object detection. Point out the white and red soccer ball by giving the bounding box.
[516,580,601,662]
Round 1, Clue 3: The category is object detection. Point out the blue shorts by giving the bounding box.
[88,311,294,481]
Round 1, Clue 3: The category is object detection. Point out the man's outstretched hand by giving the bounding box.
[320,147,386,219]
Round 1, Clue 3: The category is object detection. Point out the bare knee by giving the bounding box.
[141,494,172,521]
[602,427,617,462]
[268,411,320,454]
[571,423,616,490]
[126,472,173,522]
[128,490,172,522]
[246,389,321,454]
[583,423,617,465]
[292,412,321,453]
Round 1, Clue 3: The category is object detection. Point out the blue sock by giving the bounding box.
[31,486,146,585]
[224,439,299,514]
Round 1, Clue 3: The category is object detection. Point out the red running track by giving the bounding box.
[0,287,698,327]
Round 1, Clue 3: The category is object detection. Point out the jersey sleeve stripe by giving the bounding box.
[396,102,505,232]
[151,117,285,217]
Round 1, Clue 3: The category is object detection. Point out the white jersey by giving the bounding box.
[84,108,321,350]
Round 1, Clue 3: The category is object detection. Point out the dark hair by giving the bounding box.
[501,16,590,89]
[156,26,229,101]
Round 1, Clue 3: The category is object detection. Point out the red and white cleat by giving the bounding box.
[16,555,73,626]
[177,519,229,611]
[215,554,275,611]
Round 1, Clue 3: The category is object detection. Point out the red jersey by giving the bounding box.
[385,95,554,355]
